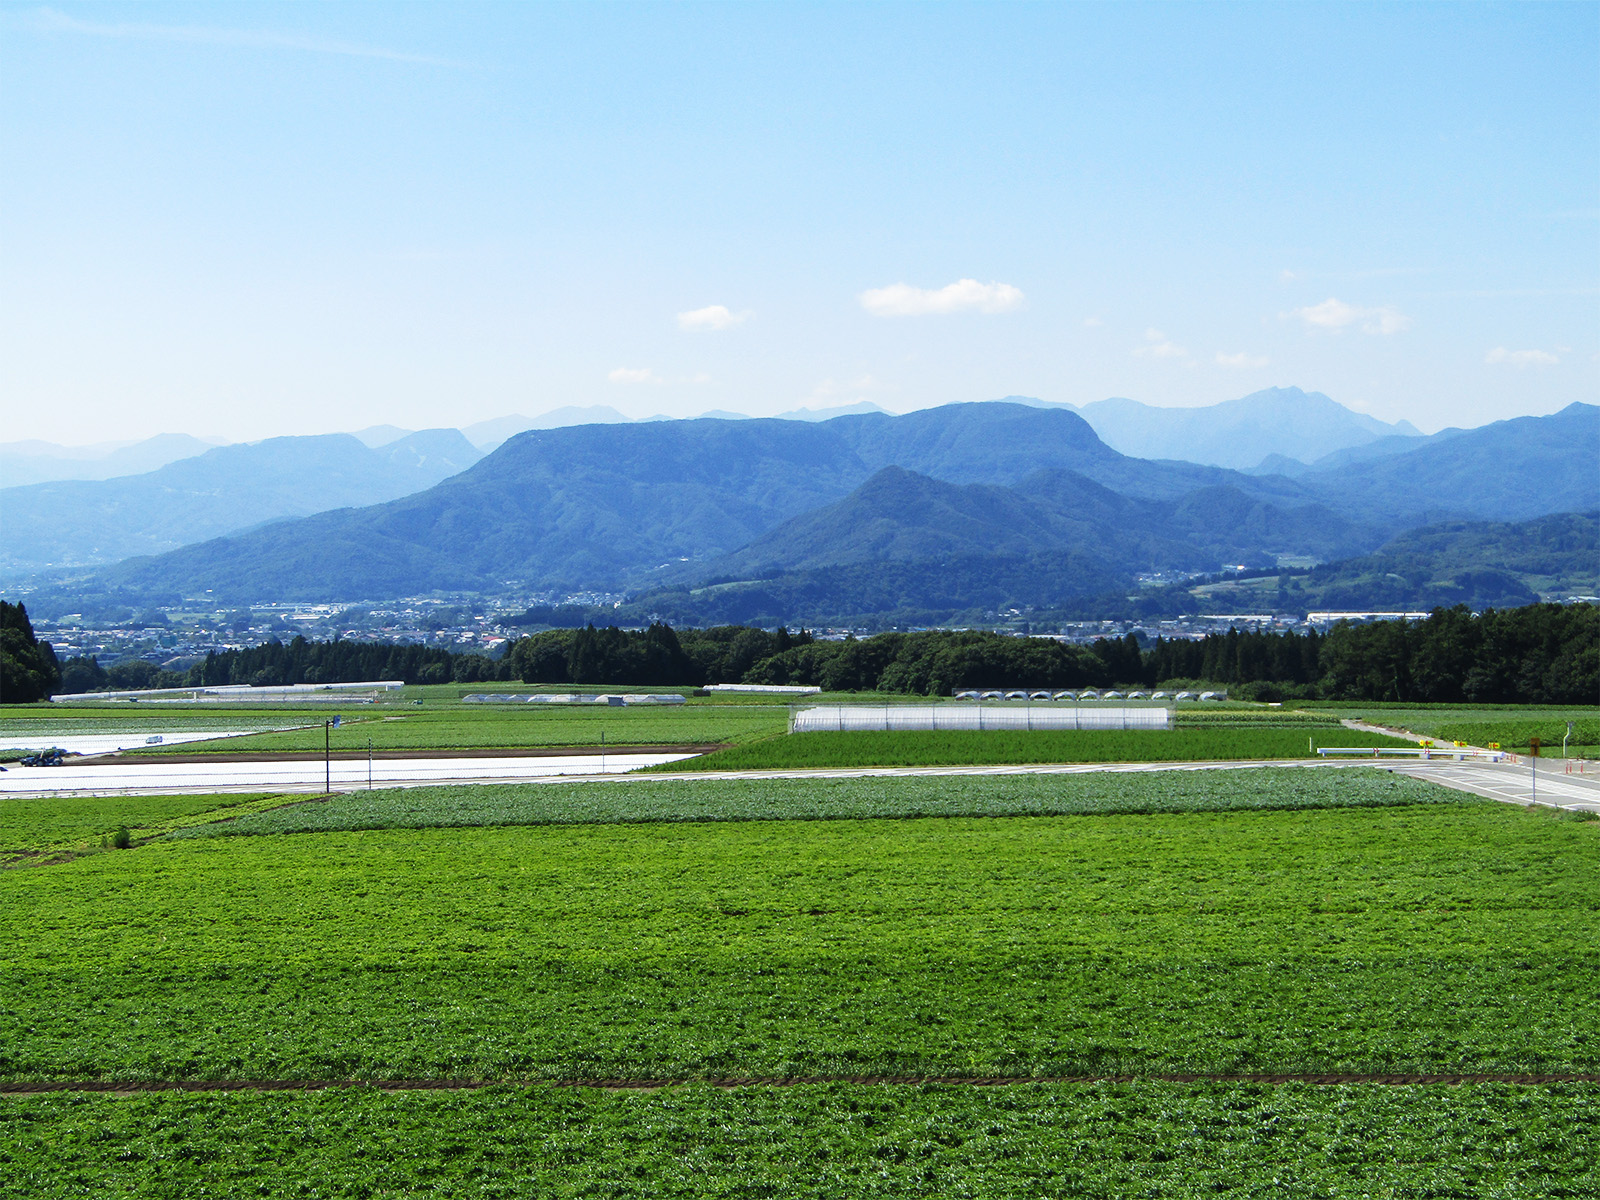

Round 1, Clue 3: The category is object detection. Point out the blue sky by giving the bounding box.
[3,1,1595,444]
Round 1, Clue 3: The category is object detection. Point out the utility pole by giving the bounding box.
[324,720,331,795]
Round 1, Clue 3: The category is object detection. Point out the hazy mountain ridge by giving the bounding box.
[1070,387,1422,470]
[91,417,876,601]
[0,430,483,573]
[0,432,223,487]
[82,404,1316,602]
[1296,402,1599,523]
[14,398,1596,621]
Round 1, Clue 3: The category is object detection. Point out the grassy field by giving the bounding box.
[3,1081,1594,1199]
[0,792,280,865]
[2,798,1595,1084]
[653,727,1414,771]
[170,767,1456,838]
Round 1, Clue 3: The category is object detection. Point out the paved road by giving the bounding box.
[4,751,1597,812]
[1385,758,1600,813]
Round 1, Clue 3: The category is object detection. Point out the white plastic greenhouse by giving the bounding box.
[790,704,1171,732]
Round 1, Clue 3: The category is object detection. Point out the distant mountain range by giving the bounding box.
[1060,387,1421,471]
[8,391,1595,623]
[0,433,223,487]
[52,399,1594,612]
[1292,404,1598,524]
[353,400,893,452]
[1186,511,1599,617]
[701,466,1374,582]
[1,429,482,573]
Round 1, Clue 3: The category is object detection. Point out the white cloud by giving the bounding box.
[608,367,661,384]
[1289,297,1412,335]
[1216,351,1270,369]
[1279,269,1299,283]
[859,278,1024,317]
[805,373,887,404]
[1133,329,1188,360]
[1485,347,1559,367]
[1082,316,1104,328]
[29,6,461,64]
[677,305,749,332]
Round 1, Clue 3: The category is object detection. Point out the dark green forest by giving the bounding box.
[0,603,61,704]
[21,602,1596,706]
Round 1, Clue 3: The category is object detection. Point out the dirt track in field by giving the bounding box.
[5,1072,1596,1096]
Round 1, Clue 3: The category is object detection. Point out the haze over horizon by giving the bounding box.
[3,2,1595,445]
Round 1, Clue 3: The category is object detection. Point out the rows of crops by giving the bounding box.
[3,802,1595,1083]
[654,727,1413,771]
[1419,718,1599,753]
[168,768,1455,839]
[4,1082,1594,1198]
[1173,708,1342,726]
[0,711,300,736]
[5,700,1595,1191]
[120,702,790,754]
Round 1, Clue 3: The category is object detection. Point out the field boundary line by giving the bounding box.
[6,1071,1598,1095]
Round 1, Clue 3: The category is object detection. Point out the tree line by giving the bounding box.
[1,602,61,704]
[8,601,1595,706]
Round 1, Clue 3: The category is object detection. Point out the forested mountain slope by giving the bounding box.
[1298,402,1599,523]
[42,402,1599,611]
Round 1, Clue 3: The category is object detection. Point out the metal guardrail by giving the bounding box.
[1317,747,1505,761]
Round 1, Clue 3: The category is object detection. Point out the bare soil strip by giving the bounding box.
[6,1072,1596,1096]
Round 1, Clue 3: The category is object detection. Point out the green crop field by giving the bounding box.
[0,792,279,865]
[1172,707,1343,727]
[3,797,1595,1084]
[4,697,792,755]
[1419,718,1598,756]
[5,764,1596,1195]
[122,703,789,754]
[3,1081,1594,1198]
[171,767,1457,839]
[653,726,1413,771]
[0,709,301,736]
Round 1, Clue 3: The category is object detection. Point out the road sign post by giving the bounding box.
[1529,736,1539,805]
